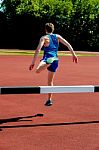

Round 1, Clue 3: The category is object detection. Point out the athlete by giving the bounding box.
[29,23,78,106]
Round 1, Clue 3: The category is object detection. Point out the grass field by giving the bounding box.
[0,49,98,56]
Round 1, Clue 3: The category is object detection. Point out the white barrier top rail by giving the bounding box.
[0,85,99,94]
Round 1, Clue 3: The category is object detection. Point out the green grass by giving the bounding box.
[0,50,35,56]
[0,49,98,56]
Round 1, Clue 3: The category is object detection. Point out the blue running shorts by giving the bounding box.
[47,60,58,72]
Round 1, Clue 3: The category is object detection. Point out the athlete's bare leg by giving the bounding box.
[36,61,49,73]
[48,71,55,100]
[36,61,55,106]
[44,71,55,106]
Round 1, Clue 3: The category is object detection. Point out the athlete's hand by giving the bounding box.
[72,55,78,63]
[29,64,35,71]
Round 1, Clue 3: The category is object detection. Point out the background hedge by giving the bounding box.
[0,0,99,51]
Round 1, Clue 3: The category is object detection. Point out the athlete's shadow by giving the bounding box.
[0,113,44,124]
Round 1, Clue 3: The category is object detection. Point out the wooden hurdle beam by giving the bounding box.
[0,85,99,94]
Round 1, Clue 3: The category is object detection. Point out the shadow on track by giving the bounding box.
[0,113,44,124]
[0,119,99,131]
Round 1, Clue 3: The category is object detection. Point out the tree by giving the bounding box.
[1,0,99,51]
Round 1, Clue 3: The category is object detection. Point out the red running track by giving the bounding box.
[0,55,99,150]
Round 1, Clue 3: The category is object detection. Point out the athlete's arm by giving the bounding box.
[57,34,78,63]
[29,37,45,70]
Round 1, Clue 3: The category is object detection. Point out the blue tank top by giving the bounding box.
[43,34,59,59]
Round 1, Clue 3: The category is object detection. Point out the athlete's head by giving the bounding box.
[45,23,54,33]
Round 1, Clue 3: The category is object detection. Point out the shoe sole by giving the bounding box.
[45,101,53,106]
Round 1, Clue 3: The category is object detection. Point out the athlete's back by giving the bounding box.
[43,34,59,57]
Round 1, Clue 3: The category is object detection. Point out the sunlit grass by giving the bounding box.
[0,49,98,56]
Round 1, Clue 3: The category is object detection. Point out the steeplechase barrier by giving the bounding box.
[0,85,99,95]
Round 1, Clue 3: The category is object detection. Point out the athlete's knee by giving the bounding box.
[48,80,53,86]
[36,69,40,73]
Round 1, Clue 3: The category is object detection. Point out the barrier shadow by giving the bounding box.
[0,120,99,131]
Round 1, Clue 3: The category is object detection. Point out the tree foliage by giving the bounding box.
[0,0,99,50]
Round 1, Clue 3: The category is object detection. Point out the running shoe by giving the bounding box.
[45,99,53,106]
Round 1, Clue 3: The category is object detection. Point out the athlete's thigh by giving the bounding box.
[48,71,55,85]
[36,60,48,73]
